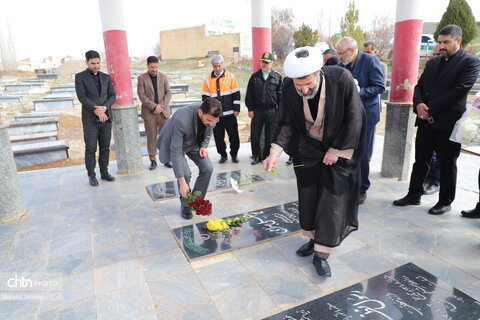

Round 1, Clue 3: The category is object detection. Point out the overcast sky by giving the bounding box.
[1,0,479,60]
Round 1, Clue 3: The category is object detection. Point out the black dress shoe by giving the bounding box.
[428,203,451,215]
[461,203,480,218]
[101,173,115,182]
[423,183,440,195]
[219,156,227,164]
[149,160,157,170]
[251,157,260,165]
[358,192,367,205]
[232,156,239,163]
[164,162,172,168]
[296,240,314,257]
[312,256,331,277]
[181,206,193,220]
[393,195,421,206]
[89,176,99,187]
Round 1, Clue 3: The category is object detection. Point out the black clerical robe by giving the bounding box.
[272,66,366,247]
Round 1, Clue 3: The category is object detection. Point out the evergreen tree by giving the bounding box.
[293,24,319,48]
[434,0,477,47]
[339,1,365,46]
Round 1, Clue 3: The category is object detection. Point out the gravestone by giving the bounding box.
[37,74,58,80]
[4,84,31,91]
[13,140,69,168]
[33,98,74,111]
[51,86,76,93]
[172,201,300,260]
[171,84,189,94]
[16,111,62,119]
[146,169,265,201]
[265,262,480,320]
[7,117,59,136]
[0,96,22,103]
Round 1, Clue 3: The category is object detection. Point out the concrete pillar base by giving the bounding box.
[0,124,27,223]
[112,106,144,174]
[381,102,416,180]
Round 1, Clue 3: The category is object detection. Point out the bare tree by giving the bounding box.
[365,14,394,59]
[271,7,295,60]
[0,22,17,71]
[152,41,162,61]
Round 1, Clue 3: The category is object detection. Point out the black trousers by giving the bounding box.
[408,125,461,205]
[213,115,239,157]
[250,108,276,160]
[83,121,112,177]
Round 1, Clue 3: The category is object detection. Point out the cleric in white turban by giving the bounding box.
[263,46,366,277]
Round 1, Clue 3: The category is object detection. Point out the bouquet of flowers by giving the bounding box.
[206,216,247,231]
[450,106,480,146]
[186,191,212,216]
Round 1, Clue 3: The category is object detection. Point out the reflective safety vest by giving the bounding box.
[202,70,241,116]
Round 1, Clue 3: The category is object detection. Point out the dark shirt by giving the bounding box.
[435,50,459,82]
[196,116,206,145]
[90,71,101,95]
[307,77,323,121]
[150,74,159,104]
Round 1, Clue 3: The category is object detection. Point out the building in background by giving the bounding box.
[159,24,252,61]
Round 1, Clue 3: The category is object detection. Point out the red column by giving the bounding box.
[98,0,133,107]
[251,0,272,72]
[389,0,423,102]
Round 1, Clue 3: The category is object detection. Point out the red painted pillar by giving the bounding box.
[251,0,272,72]
[390,0,423,102]
[381,0,423,179]
[98,0,143,174]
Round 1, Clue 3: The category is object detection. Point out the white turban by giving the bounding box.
[283,46,323,78]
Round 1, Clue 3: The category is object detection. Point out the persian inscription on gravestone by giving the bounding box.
[264,262,480,320]
[172,201,300,260]
[145,169,265,201]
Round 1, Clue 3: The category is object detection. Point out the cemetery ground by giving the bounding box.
[1,58,479,319]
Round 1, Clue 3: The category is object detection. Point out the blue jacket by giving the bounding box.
[339,51,385,122]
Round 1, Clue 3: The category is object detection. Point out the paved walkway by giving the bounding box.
[0,136,479,320]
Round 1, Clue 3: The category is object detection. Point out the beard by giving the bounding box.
[295,81,320,100]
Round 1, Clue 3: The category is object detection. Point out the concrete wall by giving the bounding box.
[160,25,241,60]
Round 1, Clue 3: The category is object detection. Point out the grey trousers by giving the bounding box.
[178,151,214,208]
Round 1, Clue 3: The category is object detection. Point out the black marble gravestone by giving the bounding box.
[265,262,480,320]
[172,201,301,260]
[146,170,265,201]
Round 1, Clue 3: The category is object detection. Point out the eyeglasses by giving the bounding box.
[337,48,351,56]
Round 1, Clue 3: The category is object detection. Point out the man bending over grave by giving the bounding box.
[157,98,221,219]
[264,47,366,277]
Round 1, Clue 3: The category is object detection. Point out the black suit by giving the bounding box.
[75,69,116,177]
[409,49,480,204]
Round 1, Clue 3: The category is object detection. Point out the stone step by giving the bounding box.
[171,84,189,94]
[4,84,32,91]
[12,140,69,168]
[10,131,58,144]
[16,111,62,119]
[8,117,59,136]
[51,86,76,93]
[37,74,58,80]
[33,98,74,111]
[0,95,22,103]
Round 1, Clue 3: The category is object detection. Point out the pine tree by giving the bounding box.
[339,1,365,46]
[434,0,477,47]
[293,24,319,48]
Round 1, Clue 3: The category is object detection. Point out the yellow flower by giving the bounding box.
[206,218,229,231]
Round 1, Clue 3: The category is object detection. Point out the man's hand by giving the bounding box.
[234,111,239,117]
[248,111,254,119]
[263,154,278,172]
[98,113,109,123]
[178,178,189,198]
[323,150,339,166]
[94,106,106,117]
[153,104,164,115]
[416,103,429,120]
[199,148,208,158]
